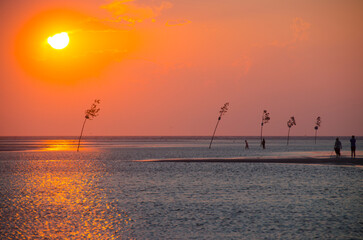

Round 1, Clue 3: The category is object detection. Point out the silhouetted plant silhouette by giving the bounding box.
[77,99,101,152]
[209,102,229,149]
[314,116,321,144]
[287,116,296,145]
[260,110,270,144]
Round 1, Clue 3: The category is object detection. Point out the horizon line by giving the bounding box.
[0,135,359,138]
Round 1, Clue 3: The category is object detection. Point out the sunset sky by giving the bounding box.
[1,0,362,136]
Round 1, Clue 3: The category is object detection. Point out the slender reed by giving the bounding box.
[77,99,101,152]
[287,116,296,145]
[314,116,321,144]
[260,110,270,145]
[209,102,229,149]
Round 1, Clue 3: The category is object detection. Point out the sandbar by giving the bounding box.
[141,157,363,165]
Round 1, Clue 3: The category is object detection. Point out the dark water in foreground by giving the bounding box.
[0,137,362,239]
[1,159,362,239]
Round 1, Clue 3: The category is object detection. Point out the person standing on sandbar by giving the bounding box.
[334,138,342,157]
[350,135,356,158]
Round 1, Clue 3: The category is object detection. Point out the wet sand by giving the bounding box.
[142,157,363,165]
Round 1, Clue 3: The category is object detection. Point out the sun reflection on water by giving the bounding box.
[1,160,132,239]
[40,140,78,151]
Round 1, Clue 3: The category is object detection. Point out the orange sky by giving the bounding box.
[1,0,362,136]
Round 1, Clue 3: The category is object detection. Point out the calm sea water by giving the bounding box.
[0,137,362,239]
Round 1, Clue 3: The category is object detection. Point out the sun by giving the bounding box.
[47,32,69,49]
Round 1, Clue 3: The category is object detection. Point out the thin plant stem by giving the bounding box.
[77,118,87,152]
[315,129,317,144]
[287,127,291,145]
[209,117,221,149]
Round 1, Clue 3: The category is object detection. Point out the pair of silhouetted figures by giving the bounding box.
[244,139,265,150]
[334,136,356,158]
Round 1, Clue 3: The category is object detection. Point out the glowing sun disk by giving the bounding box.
[47,32,69,49]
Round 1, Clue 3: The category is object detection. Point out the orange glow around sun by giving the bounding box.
[14,9,138,84]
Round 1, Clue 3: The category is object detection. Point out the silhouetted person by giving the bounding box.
[261,138,266,149]
[245,140,249,149]
[350,135,356,158]
[334,138,342,157]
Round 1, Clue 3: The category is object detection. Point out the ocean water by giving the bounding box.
[0,136,361,160]
[0,136,362,239]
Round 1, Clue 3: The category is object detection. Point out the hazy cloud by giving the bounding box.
[165,19,192,26]
[266,17,311,48]
[101,0,172,24]
[291,17,311,42]
[232,55,252,77]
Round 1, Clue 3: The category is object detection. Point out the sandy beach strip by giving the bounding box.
[140,157,363,165]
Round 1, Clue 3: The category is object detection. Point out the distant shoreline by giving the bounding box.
[0,135,361,138]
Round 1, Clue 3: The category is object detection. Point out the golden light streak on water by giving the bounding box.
[40,140,77,151]
[1,160,132,239]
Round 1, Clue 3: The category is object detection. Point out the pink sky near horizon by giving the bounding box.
[0,0,362,137]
